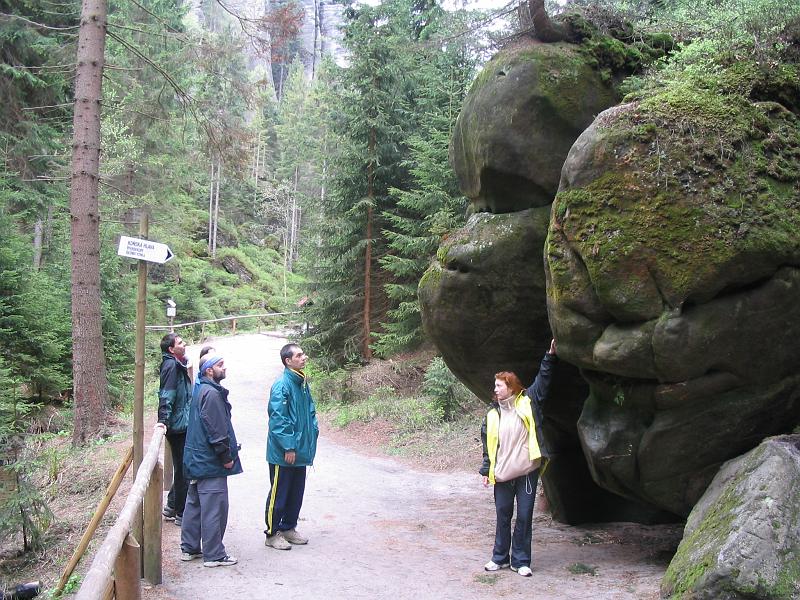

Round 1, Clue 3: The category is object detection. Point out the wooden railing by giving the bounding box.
[74,428,165,600]
[144,311,302,335]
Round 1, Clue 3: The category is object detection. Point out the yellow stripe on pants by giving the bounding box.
[266,464,280,534]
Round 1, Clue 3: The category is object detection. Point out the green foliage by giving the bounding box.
[567,562,598,576]
[304,0,486,364]
[0,364,53,551]
[331,385,444,432]
[421,357,475,421]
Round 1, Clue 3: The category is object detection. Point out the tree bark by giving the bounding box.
[363,127,375,362]
[528,0,565,42]
[252,135,261,210]
[312,0,319,80]
[287,165,298,272]
[212,158,221,258]
[208,158,215,254]
[33,219,43,270]
[70,0,110,445]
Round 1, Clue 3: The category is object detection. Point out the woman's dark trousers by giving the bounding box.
[492,470,539,568]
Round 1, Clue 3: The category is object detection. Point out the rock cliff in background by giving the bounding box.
[546,68,800,516]
[661,435,800,599]
[420,25,677,524]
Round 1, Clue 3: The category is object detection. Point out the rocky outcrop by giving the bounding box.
[546,73,800,516]
[448,39,620,214]
[662,435,800,599]
[421,26,676,524]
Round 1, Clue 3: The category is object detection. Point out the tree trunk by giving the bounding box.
[70,0,110,445]
[33,219,43,270]
[212,158,221,258]
[312,0,319,80]
[208,158,215,254]
[528,0,565,42]
[363,127,375,361]
[287,165,299,272]
[252,135,261,211]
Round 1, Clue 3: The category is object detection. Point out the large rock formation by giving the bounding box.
[662,435,800,599]
[420,26,677,524]
[546,71,800,516]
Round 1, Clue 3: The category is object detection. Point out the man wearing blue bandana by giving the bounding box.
[264,344,319,550]
[181,355,243,567]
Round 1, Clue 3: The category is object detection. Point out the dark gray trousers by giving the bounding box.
[180,477,229,561]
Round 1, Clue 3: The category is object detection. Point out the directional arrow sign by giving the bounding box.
[117,236,174,264]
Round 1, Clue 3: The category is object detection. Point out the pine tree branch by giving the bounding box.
[0,12,78,31]
[107,21,172,39]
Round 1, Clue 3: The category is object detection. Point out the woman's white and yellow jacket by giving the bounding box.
[479,352,557,484]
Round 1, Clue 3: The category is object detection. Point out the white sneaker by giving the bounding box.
[282,528,308,545]
[484,560,510,571]
[203,555,238,567]
[180,551,202,562]
[264,531,292,550]
[511,565,532,577]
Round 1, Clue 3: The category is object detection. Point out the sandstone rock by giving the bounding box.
[547,82,800,516]
[422,26,671,524]
[449,38,619,214]
[662,435,800,599]
[418,197,673,525]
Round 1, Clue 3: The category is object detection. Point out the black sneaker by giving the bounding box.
[162,506,176,521]
[174,515,183,526]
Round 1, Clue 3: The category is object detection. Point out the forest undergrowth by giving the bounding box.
[310,349,486,473]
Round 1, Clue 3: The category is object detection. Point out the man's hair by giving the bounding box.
[199,346,215,361]
[280,343,301,367]
[160,333,178,354]
[493,371,524,399]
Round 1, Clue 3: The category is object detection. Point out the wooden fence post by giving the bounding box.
[113,534,141,600]
[232,319,237,335]
[162,437,173,491]
[142,460,163,584]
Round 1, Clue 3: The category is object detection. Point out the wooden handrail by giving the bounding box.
[75,429,165,600]
[54,447,133,596]
[144,311,301,331]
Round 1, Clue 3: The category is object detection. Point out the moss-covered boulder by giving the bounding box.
[661,435,800,599]
[546,67,800,516]
[419,209,553,396]
[419,201,673,524]
[421,18,675,524]
[449,38,621,214]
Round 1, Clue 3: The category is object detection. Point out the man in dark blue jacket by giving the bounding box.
[155,333,191,526]
[181,355,243,567]
[264,344,319,551]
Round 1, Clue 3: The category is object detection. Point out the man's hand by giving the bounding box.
[285,450,296,465]
[548,338,557,355]
[223,461,234,469]
[482,475,489,487]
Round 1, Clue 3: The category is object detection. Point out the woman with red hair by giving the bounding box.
[480,339,557,577]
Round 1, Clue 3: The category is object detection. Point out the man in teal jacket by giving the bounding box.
[264,343,319,551]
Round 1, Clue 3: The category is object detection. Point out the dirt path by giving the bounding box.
[144,333,681,600]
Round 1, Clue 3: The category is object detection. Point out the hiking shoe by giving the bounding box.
[484,560,510,571]
[162,506,176,521]
[174,515,183,527]
[264,532,292,550]
[203,555,238,568]
[511,565,532,577]
[180,551,202,562]
[282,528,308,545]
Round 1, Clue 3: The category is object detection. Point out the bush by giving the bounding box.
[421,357,475,421]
